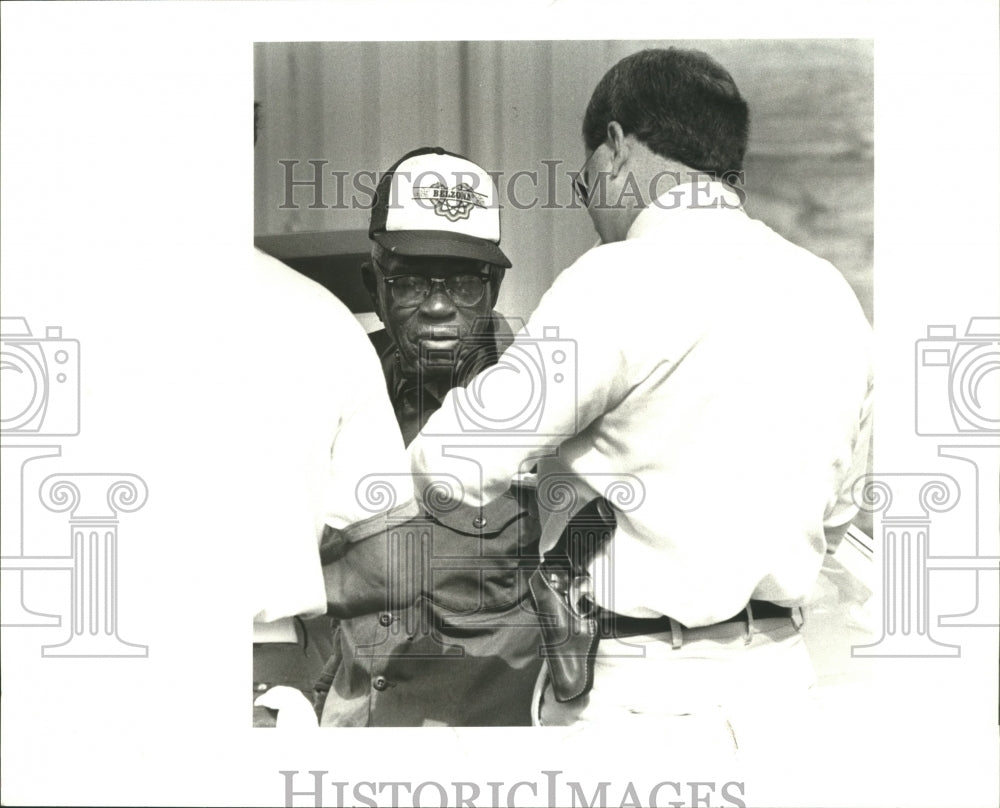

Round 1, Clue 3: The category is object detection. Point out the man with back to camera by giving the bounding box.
[409,49,874,756]
[249,243,419,727]
[314,147,544,727]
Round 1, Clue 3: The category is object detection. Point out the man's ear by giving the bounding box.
[606,121,629,179]
[360,261,384,323]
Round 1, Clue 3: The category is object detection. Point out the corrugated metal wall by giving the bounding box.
[255,40,873,325]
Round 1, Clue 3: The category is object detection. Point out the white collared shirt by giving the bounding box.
[249,249,413,623]
[410,182,873,627]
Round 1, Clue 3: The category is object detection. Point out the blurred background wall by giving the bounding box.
[254,40,873,325]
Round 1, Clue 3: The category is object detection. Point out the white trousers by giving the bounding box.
[532,616,820,778]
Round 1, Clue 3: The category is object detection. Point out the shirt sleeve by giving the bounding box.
[252,264,414,622]
[823,367,875,550]
[324,352,415,532]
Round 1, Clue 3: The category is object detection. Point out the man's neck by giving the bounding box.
[611,154,694,240]
[375,333,500,446]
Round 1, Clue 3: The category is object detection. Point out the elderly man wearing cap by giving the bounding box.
[315,147,544,727]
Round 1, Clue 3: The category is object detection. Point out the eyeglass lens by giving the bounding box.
[389,275,487,307]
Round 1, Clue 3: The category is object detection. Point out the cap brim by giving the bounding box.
[373,230,512,268]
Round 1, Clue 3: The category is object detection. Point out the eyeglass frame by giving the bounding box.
[370,254,495,308]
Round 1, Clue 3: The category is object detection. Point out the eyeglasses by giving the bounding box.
[572,150,600,207]
[371,256,491,308]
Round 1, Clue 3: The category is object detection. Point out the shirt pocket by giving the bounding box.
[424,491,541,614]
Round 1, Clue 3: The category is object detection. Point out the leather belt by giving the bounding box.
[528,493,799,702]
[591,599,794,639]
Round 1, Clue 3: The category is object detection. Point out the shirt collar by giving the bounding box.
[379,335,497,409]
[626,180,744,240]
[378,343,440,406]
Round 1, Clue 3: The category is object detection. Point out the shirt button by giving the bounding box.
[372,676,389,692]
[472,514,486,528]
[378,613,393,627]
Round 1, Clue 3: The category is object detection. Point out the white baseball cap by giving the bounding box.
[368,147,511,268]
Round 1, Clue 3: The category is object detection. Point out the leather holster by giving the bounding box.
[527,496,616,703]
[528,564,600,702]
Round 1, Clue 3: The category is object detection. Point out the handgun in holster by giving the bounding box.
[527,496,616,703]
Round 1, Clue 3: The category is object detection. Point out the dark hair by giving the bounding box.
[583,48,749,178]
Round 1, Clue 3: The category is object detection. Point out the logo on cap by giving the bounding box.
[413,182,487,222]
